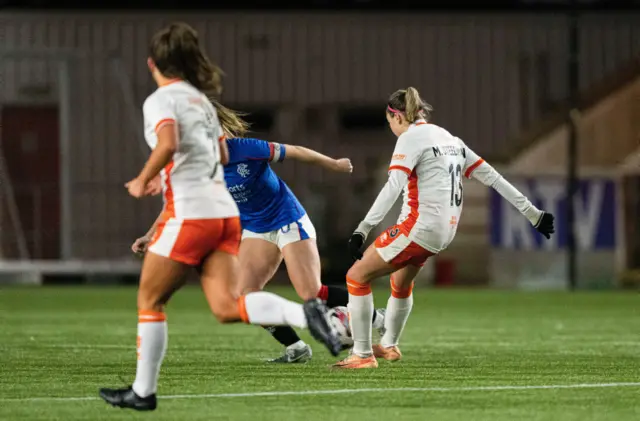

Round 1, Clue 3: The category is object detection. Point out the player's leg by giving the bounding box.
[199,218,342,356]
[281,215,385,327]
[99,249,189,411]
[332,244,398,369]
[334,225,432,369]
[278,215,344,303]
[373,264,422,362]
[236,237,282,296]
[236,234,310,363]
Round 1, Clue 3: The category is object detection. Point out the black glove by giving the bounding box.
[348,232,365,261]
[534,212,555,239]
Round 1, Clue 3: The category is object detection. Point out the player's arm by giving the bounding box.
[135,96,178,188]
[348,136,417,260]
[355,170,408,236]
[230,137,285,163]
[132,212,163,255]
[283,145,352,173]
[218,136,230,165]
[137,124,178,184]
[461,139,555,238]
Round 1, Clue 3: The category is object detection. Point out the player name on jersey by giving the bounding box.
[432,145,465,157]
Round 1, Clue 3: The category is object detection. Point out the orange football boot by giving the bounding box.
[332,353,378,369]
[372,344,402,361]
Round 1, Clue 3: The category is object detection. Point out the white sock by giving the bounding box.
[287,340,307,350]
[132,312,167,398]
[372,309,385,330]
[380,294,413,348]
[242,292,307,328]
[348,293,374,357]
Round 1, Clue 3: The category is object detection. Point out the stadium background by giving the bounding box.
[0,0,639,289]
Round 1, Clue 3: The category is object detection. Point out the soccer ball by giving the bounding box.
[328,306,354,348]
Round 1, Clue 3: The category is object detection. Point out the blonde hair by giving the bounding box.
[387,87,433,123]
[211,100,250,138]
[149,22,249,137]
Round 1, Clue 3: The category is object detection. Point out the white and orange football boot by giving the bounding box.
[331,353,378,369]
[372,344,402,362]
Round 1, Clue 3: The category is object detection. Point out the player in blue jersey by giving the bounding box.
[135,136,385,362]
[224,137,385,363]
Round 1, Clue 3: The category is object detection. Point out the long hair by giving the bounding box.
[149,22,249,136]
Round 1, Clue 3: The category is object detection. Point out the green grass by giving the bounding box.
[0,286,639,421]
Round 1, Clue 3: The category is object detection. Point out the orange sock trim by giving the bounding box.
[138,310,166,323]
[390,277,414,299]
[237,296,249,323]
[346,276,372,296]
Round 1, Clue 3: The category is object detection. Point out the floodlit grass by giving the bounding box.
[0,286,638,420]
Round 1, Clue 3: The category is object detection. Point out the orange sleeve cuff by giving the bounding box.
[464,159,485,178]
[154,118,176,134]
[388,165,411,176]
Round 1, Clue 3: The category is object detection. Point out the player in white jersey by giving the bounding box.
[333,87,555,369]
[99,23,341,411]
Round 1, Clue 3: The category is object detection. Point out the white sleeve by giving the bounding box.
[388,133,420,176]
[460,139,543,226]
[143,93,177,135]
[355,135,419,237]
[356,168,409,237]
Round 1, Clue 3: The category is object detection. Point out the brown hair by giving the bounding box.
[387,87,433,123]
[149,22,249,136]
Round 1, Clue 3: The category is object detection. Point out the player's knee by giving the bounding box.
[346,266,365,284]
[346,269,373,297]
[137,289,168,313]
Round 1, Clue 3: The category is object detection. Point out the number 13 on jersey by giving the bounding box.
[449,163,462,207]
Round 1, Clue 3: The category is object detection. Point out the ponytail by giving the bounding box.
[404,87,423,122]
[212,100,250,137]
[387,86,433,122]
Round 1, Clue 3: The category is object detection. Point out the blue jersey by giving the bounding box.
[224,138,306,233]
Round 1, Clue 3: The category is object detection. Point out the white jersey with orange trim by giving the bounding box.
[143,80,238,220]
[356,119,543,254]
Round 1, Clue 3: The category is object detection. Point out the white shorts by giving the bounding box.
[242,214,317,250]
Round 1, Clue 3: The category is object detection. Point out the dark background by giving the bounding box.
[2,0,640,10]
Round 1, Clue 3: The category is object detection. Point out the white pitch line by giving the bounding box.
[46,344,131,349]
[1,382,640,403]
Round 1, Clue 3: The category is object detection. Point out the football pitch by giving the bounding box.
[0,286,638,421]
